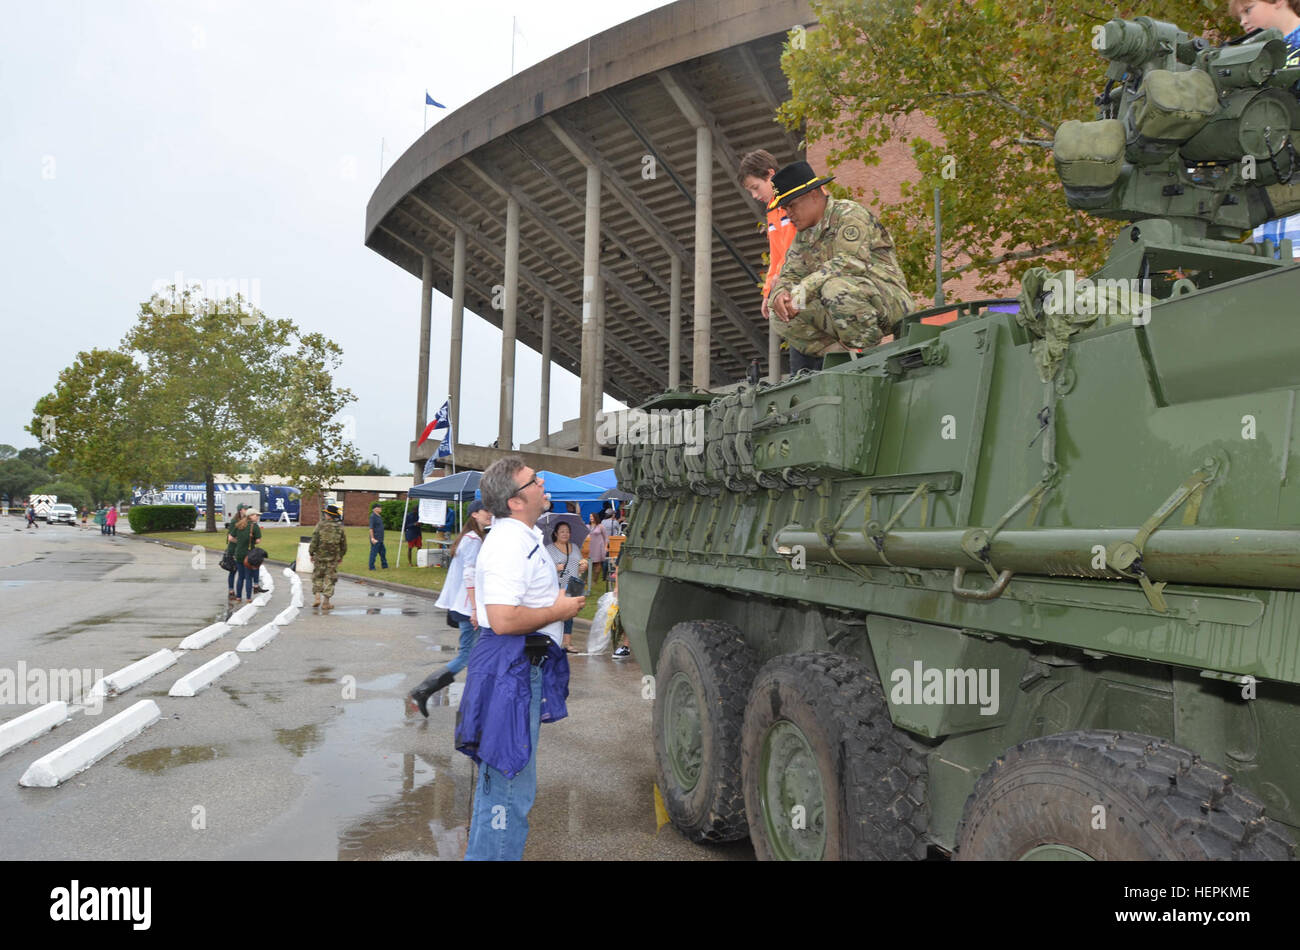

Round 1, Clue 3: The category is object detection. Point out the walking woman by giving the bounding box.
[408,500,493,717]
[548,521,588,653]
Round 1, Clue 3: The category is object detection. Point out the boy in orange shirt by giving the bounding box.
[740,150,820,373]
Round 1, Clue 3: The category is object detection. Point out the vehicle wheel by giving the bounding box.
[741,652,929,860]
[956,730,1295,860]
[652,620,757,842]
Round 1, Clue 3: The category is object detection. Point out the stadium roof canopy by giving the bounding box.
[365,0,815,436]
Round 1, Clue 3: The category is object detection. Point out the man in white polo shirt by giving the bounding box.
[455,455,586,860]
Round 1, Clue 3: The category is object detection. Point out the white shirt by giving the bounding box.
[475,516,563,643]
[434,531,482,617]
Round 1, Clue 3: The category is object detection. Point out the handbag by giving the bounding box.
[565,575,586,597]
[220,552,237,572]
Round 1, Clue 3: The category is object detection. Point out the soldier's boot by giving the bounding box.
[311,593,321,607]
[321,596,333,611]
[407,669,455,718]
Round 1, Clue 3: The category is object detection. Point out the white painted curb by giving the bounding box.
[178,622,230,650]
[19,700,161,787]
[236,623,280,652]
[252,592,271,607]
[260,567,274,591]
[0,702,71,759]
[281,566,295,580]
[290,593,303,608]
[228,603,259,625]
[168,652,240,697]
[88,649,179,699]
[274,606,299,626]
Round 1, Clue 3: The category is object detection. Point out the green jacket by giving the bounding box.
[228,520,262,562]
[769,196,912,317]
[309,519,347,563]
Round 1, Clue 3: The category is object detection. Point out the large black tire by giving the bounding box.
[652,620,758,842]
[956,730,1296,860]
[741,652,929,860]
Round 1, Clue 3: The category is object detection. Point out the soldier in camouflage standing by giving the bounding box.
[309,503,347,610]
[768,161,915,359]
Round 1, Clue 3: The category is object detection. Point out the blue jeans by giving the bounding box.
[445,617,479,676]
[464,663,543,861]
[235,563,254,599]
[369,540,388,569]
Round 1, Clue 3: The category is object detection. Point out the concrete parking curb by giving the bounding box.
[0,702,72,759]
[179,622,230,650]
[169,652,240,697]
[19,700,162,787]
[88,649,180,699]
[237,623,280,653]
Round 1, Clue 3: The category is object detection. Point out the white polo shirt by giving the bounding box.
[475,515,563,643]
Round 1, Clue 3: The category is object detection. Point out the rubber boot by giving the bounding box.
[407,669,455,718]
[321,596,333,611]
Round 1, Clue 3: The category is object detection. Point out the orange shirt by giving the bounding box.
[762,201,797,299]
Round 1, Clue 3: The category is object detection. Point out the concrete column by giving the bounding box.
[692,125,712,389]
[593,274,605,447]
[415,254,433,480]
[449,228,466,444]
[540,296,552,448]
[768,316,781,384]
[669,255,682,390]
[579,164,601,456]
[499,196,520,450]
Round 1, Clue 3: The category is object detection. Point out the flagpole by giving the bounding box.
[511,16,516,76]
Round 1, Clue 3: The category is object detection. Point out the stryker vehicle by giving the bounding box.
[614,18,1300,860]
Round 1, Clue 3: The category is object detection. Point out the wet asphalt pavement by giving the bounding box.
[0,516,752,861]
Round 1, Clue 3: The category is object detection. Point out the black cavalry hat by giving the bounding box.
[771,160,834,208]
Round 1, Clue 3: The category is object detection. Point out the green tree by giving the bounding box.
[780,0,1239,297]
[30,287,358,532]
[336,460,391,476]
[0,460,45,506]
[0,445,16,462]
[31,479,92,511]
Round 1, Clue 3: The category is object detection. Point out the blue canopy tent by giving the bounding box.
[474,470,604,503]
[408,471,481,501]
[571,468,624,520]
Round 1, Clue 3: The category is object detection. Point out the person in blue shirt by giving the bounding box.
[1234,0,1300,256]
[368,503,388,570]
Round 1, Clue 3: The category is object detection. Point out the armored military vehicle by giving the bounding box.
[614,17,1300,860]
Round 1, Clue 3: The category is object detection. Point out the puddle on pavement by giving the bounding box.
[304,665,336,685]
[276,724,324,757]
[1,580,32,588]
[120,745,228,773]
[327,607,422,616]
[414,637,453,651]
[237,697,471,860]
[45,614,128,641]
[220,685,250,708]
[356,673,407,691]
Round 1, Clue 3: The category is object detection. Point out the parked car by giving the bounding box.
[47,503,77,525]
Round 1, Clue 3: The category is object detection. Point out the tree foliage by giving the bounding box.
[780,0,1239,296]
[30,288,358,530]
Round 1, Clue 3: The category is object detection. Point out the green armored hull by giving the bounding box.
[614,18,1300,860]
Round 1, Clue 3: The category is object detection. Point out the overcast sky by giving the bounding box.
[0,0,671,474]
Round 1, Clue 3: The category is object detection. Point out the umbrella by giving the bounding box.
[537,511,588,547]
[601,488,634,502]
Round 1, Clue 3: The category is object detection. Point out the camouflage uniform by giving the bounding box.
[308,517,347,597]
[769,197,914,356]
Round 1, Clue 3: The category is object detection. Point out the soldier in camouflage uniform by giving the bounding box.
[768,161,915,358]
[309,503,347,610]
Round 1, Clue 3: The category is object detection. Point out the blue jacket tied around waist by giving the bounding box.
[454,628,570,778]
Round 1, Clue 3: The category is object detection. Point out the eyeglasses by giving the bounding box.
[511,474,541,497]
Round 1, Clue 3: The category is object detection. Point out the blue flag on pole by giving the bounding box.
[426,92,446,108]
